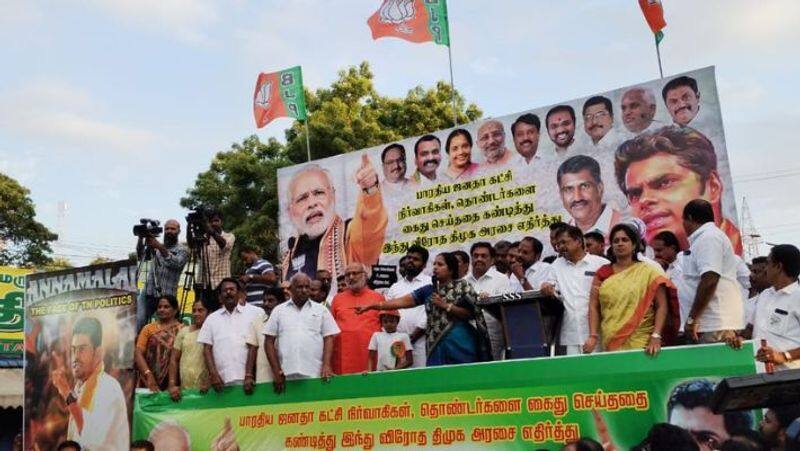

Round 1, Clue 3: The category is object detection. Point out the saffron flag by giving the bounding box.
[367,0,450,46]
[639,0,666,44]
[253,66,307,128]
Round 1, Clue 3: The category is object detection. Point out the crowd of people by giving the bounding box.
[117,194,800,450]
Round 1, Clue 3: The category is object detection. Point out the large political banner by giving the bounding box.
[24,261,137,450]
[0,266,30,357]
[277,66,739,280]
[134,344,756,450]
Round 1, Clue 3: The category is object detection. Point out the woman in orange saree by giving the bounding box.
[585,223,675,355]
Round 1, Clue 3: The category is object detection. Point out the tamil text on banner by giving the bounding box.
[0,266,30,357]
[24,260,138,450]
[277,66,739,281]
[133,343,757,450]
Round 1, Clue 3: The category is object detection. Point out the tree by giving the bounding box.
[182,62,482,266]
[283,62,482,162]
[90,256,113,265]
[39,257,73,272]
[0,172,57,266]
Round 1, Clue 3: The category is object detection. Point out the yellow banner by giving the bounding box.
[0,266,32,355]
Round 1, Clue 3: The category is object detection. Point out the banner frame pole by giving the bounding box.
[655,36,664,78]
[304,119,312,162]
[447,43,458,127]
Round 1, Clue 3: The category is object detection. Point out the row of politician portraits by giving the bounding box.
[277,66,739,281]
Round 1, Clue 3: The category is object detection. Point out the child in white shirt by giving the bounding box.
[367,310,413,371]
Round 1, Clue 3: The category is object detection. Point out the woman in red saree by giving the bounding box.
[585,223,677,355]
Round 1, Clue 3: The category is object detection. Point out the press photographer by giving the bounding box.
[134,218,188,331]
[186,207,235,311]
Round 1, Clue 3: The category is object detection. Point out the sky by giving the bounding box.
[1,0,799,265]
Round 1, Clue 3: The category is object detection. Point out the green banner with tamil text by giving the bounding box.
[134,343,757,450]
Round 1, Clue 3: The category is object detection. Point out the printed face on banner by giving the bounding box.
[25,261,137,451]
[623,152,721,246]
[559,169,604,229]
[382,146,408,183]
[288,168,336,239]
[583,103,613,144]
[547,111,576,149]
[277,67,742,275]
[621,87,657,133]
[512,121,540,160]
[415,138,442,179]
[477,121,507,164]
[447,133,473,170]
[665,85,701,126]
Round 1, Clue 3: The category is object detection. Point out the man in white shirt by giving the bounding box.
[466,242,513,360]
[198,278,263,394]
[734,255,752,310]
[750,245,800,371]
[385,245,430,368]
[509,237,552,292]
[247,287,287,383]
[51,316,129,451]
[680,200,743,344]
[652,230,692,337]
[263,273,340,393]
[541,225,609,355]
[743,256,769,333]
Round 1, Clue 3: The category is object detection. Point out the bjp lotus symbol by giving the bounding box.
[378,0,416,34]
[255,81,272,109]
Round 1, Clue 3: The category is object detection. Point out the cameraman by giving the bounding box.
[136,219,188,331]
[189,208,235,311]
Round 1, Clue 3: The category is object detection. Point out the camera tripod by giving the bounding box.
[179,235,213,316]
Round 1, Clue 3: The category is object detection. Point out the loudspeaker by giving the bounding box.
[711,369,800,413]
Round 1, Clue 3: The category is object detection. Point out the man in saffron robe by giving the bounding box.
[330,263,383,374]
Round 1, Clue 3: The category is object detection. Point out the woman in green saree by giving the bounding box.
[585,223,675,355]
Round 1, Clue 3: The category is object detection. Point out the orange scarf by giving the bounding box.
[282,215,347,280]
[78,361,104,411]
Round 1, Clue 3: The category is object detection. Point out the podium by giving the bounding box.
[477,290,564,359]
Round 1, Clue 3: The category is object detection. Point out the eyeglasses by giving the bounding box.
[382,157,405,167]
[583,110,610,121]
[344,271,365,277]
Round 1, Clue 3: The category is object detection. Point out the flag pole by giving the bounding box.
[655,36,664,78]
[447,43,458,127]
[304,119,312,162]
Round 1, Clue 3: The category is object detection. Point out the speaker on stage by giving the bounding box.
[711,369,800,413]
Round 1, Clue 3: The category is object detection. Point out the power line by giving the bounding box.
[733,168,800,184]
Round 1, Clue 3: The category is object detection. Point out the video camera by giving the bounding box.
[186,205,212,244]
[132,218,162,238]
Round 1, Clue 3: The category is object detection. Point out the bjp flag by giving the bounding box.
[367,0,450,46]
[639,0,666,43]
[253,66,307,128]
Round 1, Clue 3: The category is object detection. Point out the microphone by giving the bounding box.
[431,275,438,292]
